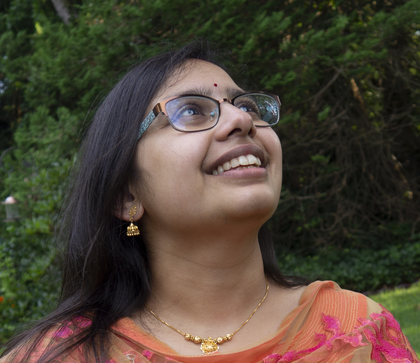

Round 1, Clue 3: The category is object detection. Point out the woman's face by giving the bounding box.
[134,61,282,234]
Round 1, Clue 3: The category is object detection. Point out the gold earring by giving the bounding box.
[127,205,140,236]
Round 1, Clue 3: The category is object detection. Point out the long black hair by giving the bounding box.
[1,41,308,363]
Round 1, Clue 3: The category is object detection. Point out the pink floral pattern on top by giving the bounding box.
[262,307,418,363]
[358,308,415,363]
[23,283,417,363]
[53,316,92,339]
[142,350,153,359]
[46,309,418,363]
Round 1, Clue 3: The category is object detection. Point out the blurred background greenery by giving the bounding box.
[0,0,419,346]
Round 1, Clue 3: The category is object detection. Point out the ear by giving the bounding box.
[114,193,145,222]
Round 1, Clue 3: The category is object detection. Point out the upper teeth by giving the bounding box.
[212,154,262,175]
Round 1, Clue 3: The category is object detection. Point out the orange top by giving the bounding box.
[2,281,419,362]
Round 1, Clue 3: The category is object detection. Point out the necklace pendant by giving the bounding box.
[200,337,219,354]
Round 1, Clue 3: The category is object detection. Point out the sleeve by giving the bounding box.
[355,297,420,363]
[284,282,419,363]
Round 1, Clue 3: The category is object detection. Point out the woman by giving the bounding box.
[1,42,418,363]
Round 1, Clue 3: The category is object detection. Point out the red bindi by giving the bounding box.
[214,83,217,87]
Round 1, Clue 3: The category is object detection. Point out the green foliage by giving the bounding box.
[1,0,420,344]
[0,104,76,342]
[279,233,420,292]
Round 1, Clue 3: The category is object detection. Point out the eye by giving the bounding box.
[170,101,210,127]
[173,103,203,124]
[179,107,201,117]
[238,104,256,113]
[235,100,260,116]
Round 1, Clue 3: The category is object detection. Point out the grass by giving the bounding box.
[369,282,420,358]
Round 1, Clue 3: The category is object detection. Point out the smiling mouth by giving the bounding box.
[212,154,262,175]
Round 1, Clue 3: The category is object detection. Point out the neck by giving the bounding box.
[143,223,267,335]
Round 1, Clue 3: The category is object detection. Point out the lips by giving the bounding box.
[206,144,266,175]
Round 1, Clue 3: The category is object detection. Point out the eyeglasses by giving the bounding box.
[137,91,281,139]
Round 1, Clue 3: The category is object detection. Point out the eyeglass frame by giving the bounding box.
[137,91,281,140]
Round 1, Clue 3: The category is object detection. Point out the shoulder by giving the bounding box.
[294,281,419,362]
[300,280,407,327]
[303,280,369,312]
[274,280,371,339]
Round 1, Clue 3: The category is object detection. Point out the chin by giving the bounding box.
[225,195,279,224]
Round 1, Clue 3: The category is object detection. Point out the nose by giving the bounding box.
[213,101,257,140]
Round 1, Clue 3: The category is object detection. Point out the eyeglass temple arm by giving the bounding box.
[138,110,156,140]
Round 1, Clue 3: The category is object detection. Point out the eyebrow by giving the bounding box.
[169,86,246,100]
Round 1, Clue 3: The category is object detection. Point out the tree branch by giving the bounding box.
[51,0,70,25]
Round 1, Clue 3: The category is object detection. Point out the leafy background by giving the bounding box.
[0,0,419,343]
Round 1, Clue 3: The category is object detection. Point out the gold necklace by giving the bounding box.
[145,277,269,354]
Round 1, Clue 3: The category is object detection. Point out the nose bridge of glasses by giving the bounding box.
[213,98,237,118]
[219,97,233,106]
[219,97,246,116]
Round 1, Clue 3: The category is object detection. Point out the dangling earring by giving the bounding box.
[127,205,140,236]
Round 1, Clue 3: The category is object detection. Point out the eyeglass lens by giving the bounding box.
[165,94,279,132]
[166,96,219,132]
[234,94,279,126]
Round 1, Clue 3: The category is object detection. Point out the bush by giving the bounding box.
[279,234,420,292]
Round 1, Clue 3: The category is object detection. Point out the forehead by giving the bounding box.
[155,60,243,101]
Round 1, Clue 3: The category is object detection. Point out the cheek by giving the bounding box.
[260,129,282,170]
[266,128,282,152]
[136,136,208,202]
[263,130,283,197]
